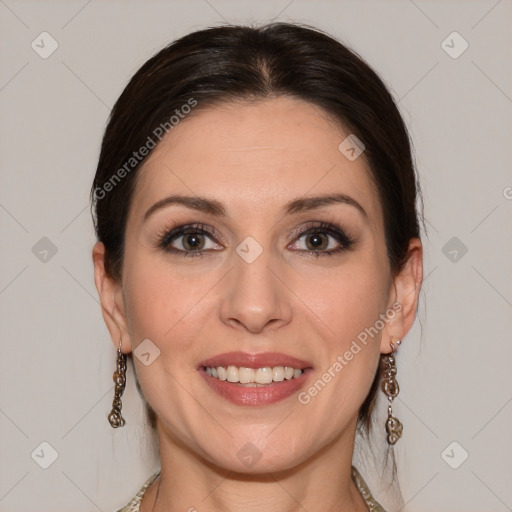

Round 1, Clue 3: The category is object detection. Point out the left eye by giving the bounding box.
[287,222,355,256]
[292,231,339,251]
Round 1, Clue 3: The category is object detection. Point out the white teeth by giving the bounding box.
[239,367,255,383]
[226,365,239,383]
[254,367,273,384]
[272,366,285,382]
[204,365,305,383]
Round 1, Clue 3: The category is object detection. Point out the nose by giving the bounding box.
[219,247,293,334]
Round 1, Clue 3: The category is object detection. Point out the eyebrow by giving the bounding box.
[143,192,368,222]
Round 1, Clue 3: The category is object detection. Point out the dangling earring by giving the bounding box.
[108,338,127,428]
[381,336,403,445]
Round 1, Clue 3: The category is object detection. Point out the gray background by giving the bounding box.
[1,0,511,511]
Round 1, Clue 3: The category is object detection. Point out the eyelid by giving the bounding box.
[155,221,226,247]
[287,218,353,240]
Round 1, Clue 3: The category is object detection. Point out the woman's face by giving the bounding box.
[96,96,416,473]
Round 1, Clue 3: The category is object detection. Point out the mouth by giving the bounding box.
[198,352,313,405]
[201,365,305,385]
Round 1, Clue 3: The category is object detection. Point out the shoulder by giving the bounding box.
[115,469,161,512]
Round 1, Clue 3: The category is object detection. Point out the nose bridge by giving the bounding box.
[219,236,291,332]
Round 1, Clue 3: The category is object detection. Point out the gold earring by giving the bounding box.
[108,338,127,428]
[381,336,403,445]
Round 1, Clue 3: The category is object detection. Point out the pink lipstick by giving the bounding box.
[198,351,313,406]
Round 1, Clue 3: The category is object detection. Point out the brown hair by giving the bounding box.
[91,21,424,456]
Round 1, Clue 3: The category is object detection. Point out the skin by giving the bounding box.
[93,96,423,512]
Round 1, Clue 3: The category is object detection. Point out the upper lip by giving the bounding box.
[199,351,313,370]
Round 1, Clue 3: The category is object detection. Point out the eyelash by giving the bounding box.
[155,220,355,259]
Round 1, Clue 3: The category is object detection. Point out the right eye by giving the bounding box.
[156,223,223,258]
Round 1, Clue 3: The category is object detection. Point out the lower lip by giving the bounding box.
[199,368,312,406]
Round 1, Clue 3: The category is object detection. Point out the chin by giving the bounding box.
[199,436,309,475]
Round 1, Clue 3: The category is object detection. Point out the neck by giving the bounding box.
[143,420,369,512]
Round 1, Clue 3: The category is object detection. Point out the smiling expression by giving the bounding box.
[105,95,401,472]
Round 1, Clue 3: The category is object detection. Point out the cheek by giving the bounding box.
[302,256,390,345]
[123,252,187,345]
[122,251,216,369]
[298,263,387,411]
[121,255,202,414]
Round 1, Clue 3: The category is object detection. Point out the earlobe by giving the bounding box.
[92,241,132,354]
[380,238,423,354]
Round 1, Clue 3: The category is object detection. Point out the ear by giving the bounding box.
[92,241,132,354]
[380,237,423,355]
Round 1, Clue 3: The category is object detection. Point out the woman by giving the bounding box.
[91,22,423,512]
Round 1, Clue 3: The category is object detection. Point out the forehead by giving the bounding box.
[131,96,383,227]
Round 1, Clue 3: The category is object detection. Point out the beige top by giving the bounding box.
[115,465,386,512]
